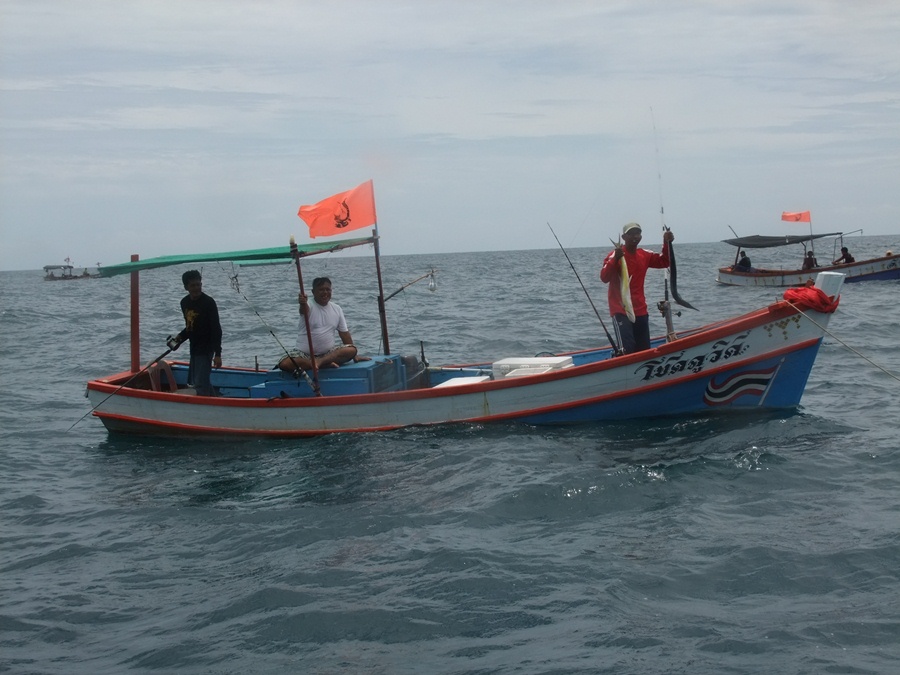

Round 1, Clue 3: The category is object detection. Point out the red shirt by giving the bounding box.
[600,244,670,317]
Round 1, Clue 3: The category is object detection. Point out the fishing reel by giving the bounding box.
[657,299,681,318]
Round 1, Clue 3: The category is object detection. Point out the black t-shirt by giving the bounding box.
[179,293,222,356]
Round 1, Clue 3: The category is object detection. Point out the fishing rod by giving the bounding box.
[384,269,437,302]
[727,225,743,266]
[650,107,697,312]
[547,223,621,354]
[68,347,172,431]
[658,277,678,342]
[377,268,438,358]
[218,261,320,395]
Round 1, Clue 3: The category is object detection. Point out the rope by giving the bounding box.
[786,301,900,383]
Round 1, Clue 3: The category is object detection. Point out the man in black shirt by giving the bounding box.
[169,270,222,396]
[832,247,855,265]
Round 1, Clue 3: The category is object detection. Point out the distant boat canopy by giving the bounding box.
[721,233,843,249]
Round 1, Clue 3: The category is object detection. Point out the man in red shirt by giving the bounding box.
[600,222,674,354]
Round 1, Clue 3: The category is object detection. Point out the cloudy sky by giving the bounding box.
[1,0,898,271]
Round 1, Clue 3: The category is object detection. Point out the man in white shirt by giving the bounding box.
[278,277,369,372]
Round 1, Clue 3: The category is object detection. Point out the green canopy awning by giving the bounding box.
[97,236,375,277]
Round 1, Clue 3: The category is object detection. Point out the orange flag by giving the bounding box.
[298,180,377,238]
[781,211,811,222]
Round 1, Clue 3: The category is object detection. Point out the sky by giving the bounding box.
[1,0,899,271]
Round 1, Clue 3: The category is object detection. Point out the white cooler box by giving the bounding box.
[492,356,574,379]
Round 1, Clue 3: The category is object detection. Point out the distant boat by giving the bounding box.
[43,258,100,281]
[716,233,900,287]
[84,233,847,439]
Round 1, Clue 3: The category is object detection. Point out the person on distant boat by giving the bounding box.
[832,247,855,265]
[736,251,752,270]
[278,276,370,373]
[600,222,672,355]
[802,251,818,270]
[168,270,222,396]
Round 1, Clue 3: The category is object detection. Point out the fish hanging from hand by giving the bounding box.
[611,238,636,322]
[664,226,697,311]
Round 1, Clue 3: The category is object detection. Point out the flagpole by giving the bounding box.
[297,179,384,355]
[289,236,321,395]
[809,216,815,255]
[782,211,815,255]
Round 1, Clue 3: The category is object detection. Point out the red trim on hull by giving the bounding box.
[93,411,403,438]
[87,300,804,410]
[90,336,822,438]
[717,255,899,286]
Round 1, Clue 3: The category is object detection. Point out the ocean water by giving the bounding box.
[2,236,899,674]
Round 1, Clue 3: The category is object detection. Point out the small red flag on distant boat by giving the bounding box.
[781,211,811,222]
[298,180,377,238]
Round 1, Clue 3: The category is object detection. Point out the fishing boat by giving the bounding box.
[717,234,899,287]
[43,258,100,280]
[716,211,899,287]
[84,236,847,438]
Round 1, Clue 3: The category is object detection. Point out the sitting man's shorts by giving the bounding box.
[283,345,354,366]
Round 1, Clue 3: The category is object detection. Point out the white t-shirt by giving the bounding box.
[297,301,349,355]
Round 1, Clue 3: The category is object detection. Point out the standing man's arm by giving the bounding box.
[650,230,674,268]
[599,250,619,283]
[210,298,223,368]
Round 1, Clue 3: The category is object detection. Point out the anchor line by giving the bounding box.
[784,301,900,383]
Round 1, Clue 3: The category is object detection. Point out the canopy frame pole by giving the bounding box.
[371,226,391,355]
[130,254,140,372]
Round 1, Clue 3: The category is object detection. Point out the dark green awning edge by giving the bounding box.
[98,236,375,277]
